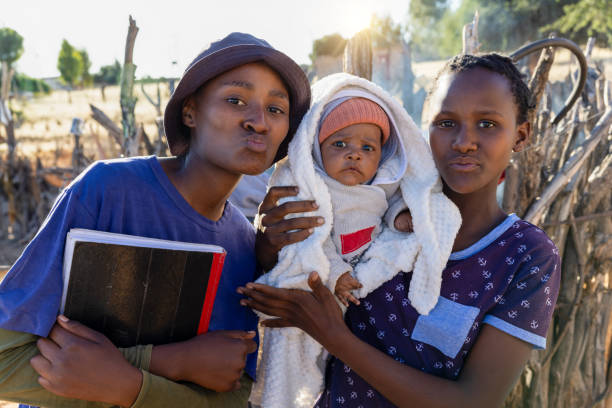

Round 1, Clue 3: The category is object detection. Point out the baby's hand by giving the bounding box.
[394,209,414,233]
[334,272,363,307]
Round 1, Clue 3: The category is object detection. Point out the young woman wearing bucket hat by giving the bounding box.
[0,32,310,407]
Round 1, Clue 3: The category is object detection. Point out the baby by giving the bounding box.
[315,97,412,306]
[251,73,461,408]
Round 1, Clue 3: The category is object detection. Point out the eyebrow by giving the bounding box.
[269,89,288,100]
[437,109,504,116]
[222,80,254,89]
[221,80,288,100]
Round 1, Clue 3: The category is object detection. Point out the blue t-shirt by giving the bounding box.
[0,156,259,378]
[315,214,561,407]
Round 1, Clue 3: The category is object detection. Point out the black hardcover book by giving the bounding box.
[61,229,226,348]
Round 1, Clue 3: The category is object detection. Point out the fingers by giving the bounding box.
[262,224,317,248]
[30,354,52,376]
[54,315,106,344]
[244,339,258,354]
[216,330,256,340]
[261,318,294,328]
[260,202,321,230]
[258,186,299,213]
[36,337,61,361]
[347,293,361,306]
[346,276,363,290]
[335,293,349,307]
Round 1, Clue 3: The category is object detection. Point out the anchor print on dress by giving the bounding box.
[482,270,492,279]
[451,270,461,279]
[478,257,487,267]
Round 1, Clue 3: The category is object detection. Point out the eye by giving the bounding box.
[436,119,455,128]
[332,141,346,148]
[267,105,286,115]
[226,97,245,106]
[478,120,496,128]
[362,144,374,152]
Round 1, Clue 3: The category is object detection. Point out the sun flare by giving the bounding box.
[336,6,373,38]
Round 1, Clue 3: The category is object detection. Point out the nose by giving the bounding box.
[345,146,361,161]
[451,124,478,153]
[243,103,269,134]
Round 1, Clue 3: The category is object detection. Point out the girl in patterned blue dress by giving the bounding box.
[239,53,561,407]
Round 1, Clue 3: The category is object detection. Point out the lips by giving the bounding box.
[245,135,267,153]
[342,166,362,175]
[448,156,480,171]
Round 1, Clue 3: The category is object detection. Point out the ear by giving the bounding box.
[513,121,530,152]
[182,96,197,129]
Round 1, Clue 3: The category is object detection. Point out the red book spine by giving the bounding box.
[197,252,226,334]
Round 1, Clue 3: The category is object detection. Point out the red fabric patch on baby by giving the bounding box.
[340,226,376,255]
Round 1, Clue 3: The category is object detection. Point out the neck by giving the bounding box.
[444,184,507,252]
[160,153,242,221]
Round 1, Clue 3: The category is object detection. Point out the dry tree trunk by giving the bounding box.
[120,15,139,157]
[343,29,373,80]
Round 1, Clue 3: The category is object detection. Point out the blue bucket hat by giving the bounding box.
[164,32,311,162]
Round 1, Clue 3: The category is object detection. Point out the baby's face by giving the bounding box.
[320,123,383,186]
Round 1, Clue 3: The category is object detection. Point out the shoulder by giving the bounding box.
[71,156,157,186]
[67,156,158,197]
[503,219,560,270]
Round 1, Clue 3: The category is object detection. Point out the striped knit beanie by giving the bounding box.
[318,97,390,145]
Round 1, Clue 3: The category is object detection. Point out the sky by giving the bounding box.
[2,0,410,79]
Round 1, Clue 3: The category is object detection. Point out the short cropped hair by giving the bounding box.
[428,53,535,124]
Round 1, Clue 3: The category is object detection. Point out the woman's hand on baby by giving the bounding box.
[31,315,142,407]
[238,272,351,356]
[150,330,257,392]
[334,272,363,307]
[256,186,324,271]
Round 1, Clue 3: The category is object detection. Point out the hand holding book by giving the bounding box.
[31,315,143,408]
[150,329,257,392]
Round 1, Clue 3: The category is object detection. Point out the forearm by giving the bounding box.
[132,371,252,408]
[328,330,483,408]
[0,328,250,408]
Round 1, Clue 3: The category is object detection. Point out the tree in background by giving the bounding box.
[93,60,122,100]
[13,73,51,94]
[544,0,612,46]
[309,33,347,64]
[78,48,92,87]
[407,0,611,59]
[57,39,83,103]
[0,27,24,67]
[0,27,24,163]
[406,0,449,59]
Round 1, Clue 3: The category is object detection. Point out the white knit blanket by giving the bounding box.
[251,73,462,408]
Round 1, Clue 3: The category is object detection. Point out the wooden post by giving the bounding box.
[343,29,372,80]
[0,61,16,165]
[462,11,480,54]
[120,15,139,157]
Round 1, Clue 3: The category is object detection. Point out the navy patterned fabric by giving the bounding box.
[315,215,561,407]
